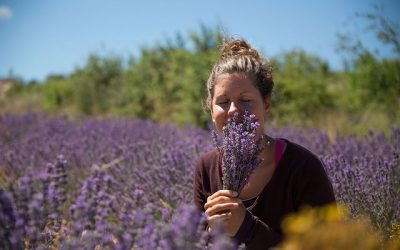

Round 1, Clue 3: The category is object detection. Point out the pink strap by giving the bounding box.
[274,139,285,168]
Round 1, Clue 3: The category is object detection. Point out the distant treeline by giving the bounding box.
[2,17,400,134]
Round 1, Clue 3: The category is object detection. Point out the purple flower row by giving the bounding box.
[0,113,398,248]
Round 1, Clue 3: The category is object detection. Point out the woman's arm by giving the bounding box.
[233,210,282,249]
[193,155,208,212]
[236,154,335,249]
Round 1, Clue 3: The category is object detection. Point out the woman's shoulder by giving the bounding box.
[195,149,220,170]
[280,138,324,171]
[194,149,222,187]
[199,149,219,160]
[278,139,335,207]
[197,149,219,163]
[281,138,320,160]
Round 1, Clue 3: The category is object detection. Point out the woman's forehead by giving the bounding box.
[214,73,257,95]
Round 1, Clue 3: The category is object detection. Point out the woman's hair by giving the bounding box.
[205,38,274,111]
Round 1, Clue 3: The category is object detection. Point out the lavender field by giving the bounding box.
[0,113,399,249]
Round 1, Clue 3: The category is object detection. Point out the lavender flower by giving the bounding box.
[160,204,209,250]
[47,155,68,232]
[0,188,23,250]
[213,111,264,194]
[1,113,399,247]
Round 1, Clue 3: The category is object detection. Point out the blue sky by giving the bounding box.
[0,0,399,82]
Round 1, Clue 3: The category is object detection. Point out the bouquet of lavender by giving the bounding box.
[212,112,264,194]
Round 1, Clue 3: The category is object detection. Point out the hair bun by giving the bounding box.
[205,37,274,111]
[221,39,260,60]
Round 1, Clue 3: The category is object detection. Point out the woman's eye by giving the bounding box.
[218,100,229,105]
[240,99,251,103]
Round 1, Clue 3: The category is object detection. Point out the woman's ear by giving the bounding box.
[210,101,216,121]
[263,95,272,116]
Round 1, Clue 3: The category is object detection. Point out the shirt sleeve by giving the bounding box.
[193,155,208,212]
[234,210,282,250]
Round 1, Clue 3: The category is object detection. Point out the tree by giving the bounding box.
[119,26,222,127]
[272,50,334,125]
[72,54,123,115]
[336,4,400,122]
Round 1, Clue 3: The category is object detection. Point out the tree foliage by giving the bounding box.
[272,50,334,124]
[336,3,400,122]
[117,25,222,127]
[2,15,400,131]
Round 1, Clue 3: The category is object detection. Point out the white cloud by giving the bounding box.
[0,5,12,20]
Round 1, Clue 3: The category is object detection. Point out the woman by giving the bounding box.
[193,38,335,249]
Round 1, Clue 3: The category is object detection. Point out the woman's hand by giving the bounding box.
[204,190,246,236]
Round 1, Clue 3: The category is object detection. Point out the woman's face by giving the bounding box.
[211,73,271,139]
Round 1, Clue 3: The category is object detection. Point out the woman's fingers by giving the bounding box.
[204,195,233,210]
[207,211,232,223]
[205,202,239,217]
[204,190,239,211]
[204,190,247,236]
[207,190,238,202]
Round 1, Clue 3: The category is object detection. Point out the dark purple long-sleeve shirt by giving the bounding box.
[193,138,335,249]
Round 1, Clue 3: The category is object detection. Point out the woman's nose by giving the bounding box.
[227,101,241,117]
